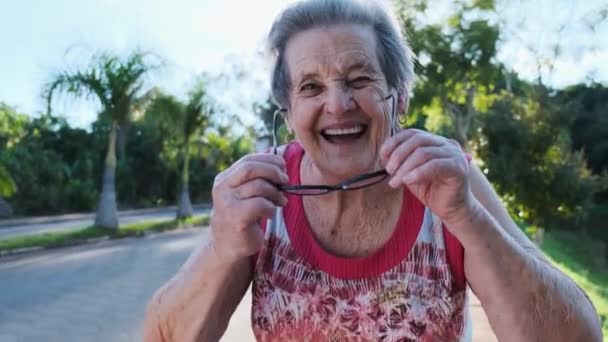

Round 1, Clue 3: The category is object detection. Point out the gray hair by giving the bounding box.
[267,0,414,109]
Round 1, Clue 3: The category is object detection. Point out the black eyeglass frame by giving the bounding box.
[272,93,396,196]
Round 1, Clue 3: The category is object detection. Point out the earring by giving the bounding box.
[398,113,408,125]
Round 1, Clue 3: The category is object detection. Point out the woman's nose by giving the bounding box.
[325,85,355,116]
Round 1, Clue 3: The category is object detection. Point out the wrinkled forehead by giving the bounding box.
[284,24,383,82]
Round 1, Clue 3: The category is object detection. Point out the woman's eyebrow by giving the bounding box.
[344,61,376,74]
[293,61,376,84]
[296,72,319,82]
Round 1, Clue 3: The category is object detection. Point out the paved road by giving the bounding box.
[0,229,496,342]
[0,207,210,240]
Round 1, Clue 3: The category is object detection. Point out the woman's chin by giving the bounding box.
[320,161,379,182]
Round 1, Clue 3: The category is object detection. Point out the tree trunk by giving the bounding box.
[177,142,193,219]
[532,227,545,246]
[454,117,470,152]
[463,86,476,152]
[117,122,130,160]
[449,86,476,152]
[0,197,12,218]
[95,121,119,229]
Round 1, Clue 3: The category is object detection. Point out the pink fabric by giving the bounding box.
[253,236,467,341]
[282,141,423,279]
[251,141,468,341]
[278,141,465,287]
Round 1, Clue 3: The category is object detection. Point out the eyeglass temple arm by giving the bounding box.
[272,109,286,155]
[339,169,388,189]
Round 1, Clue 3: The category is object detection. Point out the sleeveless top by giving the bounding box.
[251,141,471,341]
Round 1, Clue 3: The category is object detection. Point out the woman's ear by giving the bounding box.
[397,92,409,115]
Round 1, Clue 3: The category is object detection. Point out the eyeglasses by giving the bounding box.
[273,93,395,196]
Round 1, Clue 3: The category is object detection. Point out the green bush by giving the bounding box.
[474,91,603,231]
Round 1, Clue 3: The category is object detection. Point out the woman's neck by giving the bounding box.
[300,155,403,257]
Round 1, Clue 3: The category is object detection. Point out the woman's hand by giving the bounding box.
[380,129,475,225]
[210,153,289,262]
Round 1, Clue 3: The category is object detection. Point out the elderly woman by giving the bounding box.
[143,0,601,341]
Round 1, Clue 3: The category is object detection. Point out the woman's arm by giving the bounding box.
[454,164,602,341]
[144,152,289,342]
[143,239,253,342]
[380,129,602,341]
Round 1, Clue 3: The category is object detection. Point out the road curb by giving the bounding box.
[0,237,111,260]
[0,246,44,257]
[0,204,212,228]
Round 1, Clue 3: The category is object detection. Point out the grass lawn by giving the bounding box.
[0,215,209,253]
[540,229,608,338]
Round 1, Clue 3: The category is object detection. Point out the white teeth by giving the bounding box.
[323,125,364,136]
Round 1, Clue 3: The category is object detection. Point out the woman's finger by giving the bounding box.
[402,157,459,185]
[236,197,278,229]
[238,153,286,169]
[235,178,288,207]
[380,128,421,161]
[388,146,451,188]
[384,131,445,174]
[227,161,289,188]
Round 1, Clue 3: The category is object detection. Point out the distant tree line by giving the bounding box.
[0,0,606,246]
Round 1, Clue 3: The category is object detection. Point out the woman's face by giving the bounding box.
[284,24,394,181]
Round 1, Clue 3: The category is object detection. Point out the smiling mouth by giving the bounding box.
[320,124,367,144]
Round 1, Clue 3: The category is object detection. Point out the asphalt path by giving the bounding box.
[0,228,497,342]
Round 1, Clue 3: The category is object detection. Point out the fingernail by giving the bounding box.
[281,173,289,183]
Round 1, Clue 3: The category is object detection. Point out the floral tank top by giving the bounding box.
[251,141,471,341]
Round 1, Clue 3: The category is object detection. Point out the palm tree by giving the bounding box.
[45,50,160,229]
[147,82,212,219]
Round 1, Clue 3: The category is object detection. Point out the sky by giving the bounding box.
[0,0,606,130]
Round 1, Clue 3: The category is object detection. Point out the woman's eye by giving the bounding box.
[300,83,320,93]
[349,76,372,88]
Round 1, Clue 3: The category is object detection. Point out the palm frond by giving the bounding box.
[44,50,162,124]
[44,68,107,116]
[183,86,211,139]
